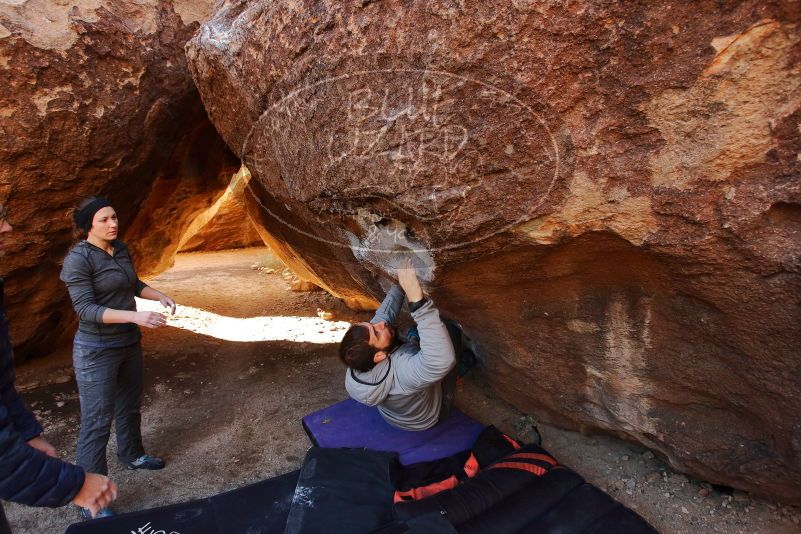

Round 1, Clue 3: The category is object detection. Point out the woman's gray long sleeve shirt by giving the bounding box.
[60,240,147,348]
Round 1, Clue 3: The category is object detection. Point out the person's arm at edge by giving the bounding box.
[7,392,57,458]
[1,296,116,514]
[4,379,44,448]
[0,404,84,507]
[1,287,48,453]
[0,405,118,515]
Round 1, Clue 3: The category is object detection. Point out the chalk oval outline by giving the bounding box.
[240,68,563,254]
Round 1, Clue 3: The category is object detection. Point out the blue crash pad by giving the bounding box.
[301,398,485,465]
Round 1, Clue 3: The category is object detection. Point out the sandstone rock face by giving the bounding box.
[0,0,237,358]
[188,1,801,500]
[178,167,263,253]
[123,119,240,276]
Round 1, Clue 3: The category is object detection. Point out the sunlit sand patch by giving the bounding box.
[135,298,350,343]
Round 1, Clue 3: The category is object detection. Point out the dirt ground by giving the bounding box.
[7,248,801,534]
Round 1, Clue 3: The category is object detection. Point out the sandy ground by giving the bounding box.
[7,247,801,534]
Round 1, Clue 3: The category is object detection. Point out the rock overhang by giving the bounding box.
[186,0,801,502]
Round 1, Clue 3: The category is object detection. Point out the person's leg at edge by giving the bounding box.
[0,503,12,534]
[438,319,463,424]
[74,345,122,476]
[114,343,145,467]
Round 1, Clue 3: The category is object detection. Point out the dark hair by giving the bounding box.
[71,196,109,241]
[339,324,379,372]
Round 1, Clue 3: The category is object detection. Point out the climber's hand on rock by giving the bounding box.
[398,259,424,302]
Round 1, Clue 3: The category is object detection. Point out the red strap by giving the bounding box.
[488,461,547,476]
[393,453,480,503]
[506,452,557,466]
[394,475,460,503]
[463,452,480,477]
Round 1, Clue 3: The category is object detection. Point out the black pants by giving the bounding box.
[438,320,463,424]
[0,503,11,534]
[73,342,146,475]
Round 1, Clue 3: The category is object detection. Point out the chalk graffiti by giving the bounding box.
[340,84,469,169]
[241,68,568,254]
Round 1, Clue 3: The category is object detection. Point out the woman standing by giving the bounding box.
[60,197,174,517]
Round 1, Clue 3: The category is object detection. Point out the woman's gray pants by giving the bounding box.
[73,343,145,475]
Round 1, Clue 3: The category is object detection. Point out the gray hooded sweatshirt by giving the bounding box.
[60,240,147,348]
[345,285,456,431]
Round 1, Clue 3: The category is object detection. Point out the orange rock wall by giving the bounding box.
[0,0,236,358]
[178,168,263,253]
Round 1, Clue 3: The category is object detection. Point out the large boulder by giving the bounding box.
[0,0,237,358]
[187,1,801,501]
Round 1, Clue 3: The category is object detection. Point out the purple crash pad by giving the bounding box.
[302,398,485,465]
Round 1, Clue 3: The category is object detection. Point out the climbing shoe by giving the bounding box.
[126,454,165,470]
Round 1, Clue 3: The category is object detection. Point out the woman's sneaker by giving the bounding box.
[79,507,115,520]
[126,454,165,470]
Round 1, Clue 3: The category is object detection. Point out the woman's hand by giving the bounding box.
[133,311,166,329]
[397,259,424,302]
[159,294,176,315]
[139,286,176,314]
[27,436,57,457]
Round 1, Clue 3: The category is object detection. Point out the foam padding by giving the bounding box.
[302,398,485,465]
[65,470,299,534]
[285,447,398,534]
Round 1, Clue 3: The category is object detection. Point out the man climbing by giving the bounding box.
[339,259,460,431]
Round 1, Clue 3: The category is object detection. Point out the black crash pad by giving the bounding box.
[64,470,299,534]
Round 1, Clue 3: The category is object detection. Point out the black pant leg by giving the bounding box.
[438,320,463,423]
[0,503,12,534]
